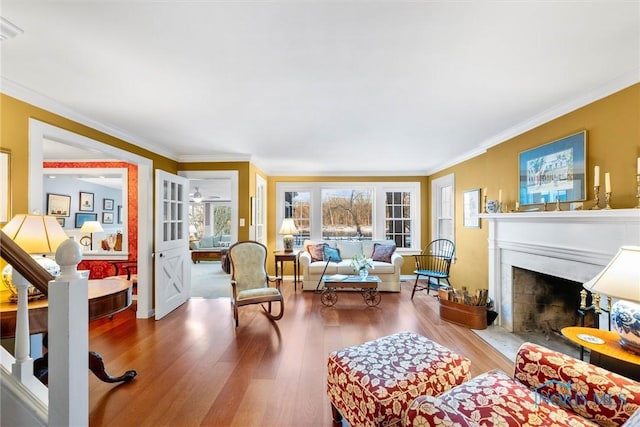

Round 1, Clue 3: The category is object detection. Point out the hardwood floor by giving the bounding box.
[88,281,513,427]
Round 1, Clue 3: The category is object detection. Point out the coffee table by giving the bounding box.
[321,275,382,306]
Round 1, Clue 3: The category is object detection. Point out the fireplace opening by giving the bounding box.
[511,267,594,358]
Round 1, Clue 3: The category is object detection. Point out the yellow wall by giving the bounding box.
[3,83,638,289]
[430,83,640,294]
[0,94,179,218]
[177,161,254,241]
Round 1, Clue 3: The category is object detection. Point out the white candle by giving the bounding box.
[498,189,502,203]
[637,158,640,174]
[605,172,611,193]
[594,166,600,186]
[515,202,520,210]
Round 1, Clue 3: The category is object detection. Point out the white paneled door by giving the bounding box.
[154,170,191,320]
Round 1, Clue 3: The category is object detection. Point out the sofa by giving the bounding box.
[299,239,404,292]
[189,234,231,263]
[404,341,640,427]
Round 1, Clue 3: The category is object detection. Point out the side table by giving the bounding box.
[274,251,299,290]
[561,326,640,380]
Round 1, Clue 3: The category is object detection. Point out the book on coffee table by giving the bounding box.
[327,274,348,281]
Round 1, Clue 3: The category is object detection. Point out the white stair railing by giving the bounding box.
[0,236,89,427]
[48,237,88,427]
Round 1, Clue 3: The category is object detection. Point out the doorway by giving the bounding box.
[28,119,155,318]
[179,170,238,299]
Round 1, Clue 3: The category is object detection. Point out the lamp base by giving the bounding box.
[612,300,640,355]
[283,235,294,252]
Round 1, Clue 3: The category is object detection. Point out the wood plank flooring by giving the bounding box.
[88,281,513,427]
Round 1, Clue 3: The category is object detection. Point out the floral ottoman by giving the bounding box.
[327,331,471,427]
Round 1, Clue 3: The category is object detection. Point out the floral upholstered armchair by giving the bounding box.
[228,241,284,327]
[405,342,640,427]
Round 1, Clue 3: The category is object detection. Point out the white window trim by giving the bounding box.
[276,181,421,252]
[431,173,455,244]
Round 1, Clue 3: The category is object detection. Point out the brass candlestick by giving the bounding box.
[636,175,640,208]
[542,201,547,211]
[555,199,561,211]
[591,185,601,210]
[605,192,612,209]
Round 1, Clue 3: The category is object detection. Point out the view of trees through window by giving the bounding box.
[189,203,231,239]
[285,191,310,245]
[321,189,372,240]
[385,191,412,247]
[280,182,419,250]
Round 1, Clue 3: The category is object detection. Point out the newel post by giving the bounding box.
[11,270,33,381]
[48,237,88,427]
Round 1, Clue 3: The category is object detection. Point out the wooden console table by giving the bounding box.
[561,326,640,380]
[1,278,137,384]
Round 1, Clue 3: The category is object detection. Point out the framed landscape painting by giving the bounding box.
[75,212,97,228]
[47,193,71,217]
[518,131,586,206]
[103,198,114,210]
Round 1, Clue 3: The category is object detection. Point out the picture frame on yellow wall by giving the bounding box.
[463,188,480,228]
[518,131,587,206]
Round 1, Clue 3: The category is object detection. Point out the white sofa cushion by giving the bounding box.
[336,241,363,260]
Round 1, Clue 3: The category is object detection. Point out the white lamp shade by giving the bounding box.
[583,246,640,302]
[80,220,104,233]
[2,214,69,254]
[279,218,298,235]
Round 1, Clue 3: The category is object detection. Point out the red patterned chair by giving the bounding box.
[327,331,471,426]
[405,342,640,427]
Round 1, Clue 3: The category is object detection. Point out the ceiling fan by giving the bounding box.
[189,187,221,203]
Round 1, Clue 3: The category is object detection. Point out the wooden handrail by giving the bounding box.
[0,230,52,295]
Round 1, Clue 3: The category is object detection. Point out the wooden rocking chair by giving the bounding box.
[228,241,284,327]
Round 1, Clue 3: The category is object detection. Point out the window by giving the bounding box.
[277,182,420,251]
[285,191,310,246]
[321,189,372,240]
[189,202,231,240]
[431,174,454,243]
[385,191,412,247]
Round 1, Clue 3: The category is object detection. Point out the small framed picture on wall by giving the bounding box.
[103,198,114,210]
[79,192,94,211]
[102,212,114,224]
[75,212,97,228]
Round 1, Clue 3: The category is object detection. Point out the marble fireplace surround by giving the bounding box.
[482,209,640,332]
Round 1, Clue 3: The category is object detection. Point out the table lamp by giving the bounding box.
[583,246,640,354]
[279,218,298,252]
[1,214,69,301]
[80,220,103,250]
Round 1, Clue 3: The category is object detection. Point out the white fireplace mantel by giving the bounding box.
[480,209,640,331]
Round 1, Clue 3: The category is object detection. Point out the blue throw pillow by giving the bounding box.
[323,246,342,262]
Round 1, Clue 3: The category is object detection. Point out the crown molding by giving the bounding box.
[1,77,178,161]
[177,153,252,163]
[428,69,640,176]
[0,17,23,41]
[478,69,640,152]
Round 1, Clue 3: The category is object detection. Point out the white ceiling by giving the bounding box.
[2,1,639,176]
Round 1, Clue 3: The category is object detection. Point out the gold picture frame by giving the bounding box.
[0,149,11,224]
